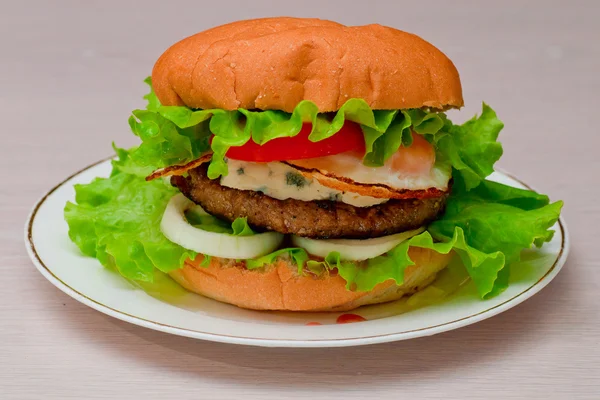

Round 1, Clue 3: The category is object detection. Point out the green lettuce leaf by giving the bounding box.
[128,79,503,189]
[184,209,255,236]
[128,79,456,179]
[142,76,161,112]
[110,143,153,177]
[427,180,563,297]
[64,79,560,300]
[184,210,232,234]
[362,109,446,166]
[328,180,561,297]
[65,145,562,298]
[64,166,193,282]
[128,108,213,171]
[246,248,309,271]
[256,179,562,298]
[64,147,254,282]
[434,104,504,190]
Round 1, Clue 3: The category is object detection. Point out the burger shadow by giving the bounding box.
[35,252,579,389]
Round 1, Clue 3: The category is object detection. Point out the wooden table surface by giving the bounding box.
[3,1,598,399]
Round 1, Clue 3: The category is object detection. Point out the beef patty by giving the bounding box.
[171,164,449,239]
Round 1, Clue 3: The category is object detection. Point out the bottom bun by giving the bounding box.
[168,247,452,312]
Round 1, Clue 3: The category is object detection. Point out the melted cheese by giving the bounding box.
[220,159,387,207]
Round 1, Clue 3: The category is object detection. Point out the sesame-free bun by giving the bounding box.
[152,17,463,113]
[168,247,452,312]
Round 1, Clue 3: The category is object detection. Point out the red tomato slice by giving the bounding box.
[224,122,365,162]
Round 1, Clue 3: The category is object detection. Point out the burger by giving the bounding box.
[64,17,562,311]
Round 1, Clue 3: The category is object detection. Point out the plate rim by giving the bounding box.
[24,157,570,347]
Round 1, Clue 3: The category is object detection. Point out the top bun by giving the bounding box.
[152,17,463,113]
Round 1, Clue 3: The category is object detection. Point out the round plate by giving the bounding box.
[25,159,569,347]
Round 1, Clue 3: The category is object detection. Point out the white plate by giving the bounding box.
[25,159,569,347]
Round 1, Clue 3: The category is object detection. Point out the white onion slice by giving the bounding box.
[291,227,425,261]
[161,194,284,259]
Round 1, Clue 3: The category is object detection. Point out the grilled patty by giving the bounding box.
[171,164,449,239]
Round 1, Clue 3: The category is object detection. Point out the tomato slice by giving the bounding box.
[224,122,365,162]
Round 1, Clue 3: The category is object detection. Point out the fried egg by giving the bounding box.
[287,134,451,198]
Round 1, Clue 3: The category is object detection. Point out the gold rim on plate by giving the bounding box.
[25,157,567,344]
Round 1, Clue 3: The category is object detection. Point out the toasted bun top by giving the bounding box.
[152,17,463,113]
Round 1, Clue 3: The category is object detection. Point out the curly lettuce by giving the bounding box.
[64,166,191,282]
[128,79,501,187]
[65,145,562,298]
[63,78,563,300]
[64,147,254,282]
[248,181,562,298]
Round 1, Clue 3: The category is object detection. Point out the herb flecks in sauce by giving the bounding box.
[285,172,308,189]
[328,192,343,202]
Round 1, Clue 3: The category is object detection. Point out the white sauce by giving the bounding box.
[220,159,388,207]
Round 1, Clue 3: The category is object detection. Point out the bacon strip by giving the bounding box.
[284,162,449,200]
[145,153,212,181]
[147,153,448,200]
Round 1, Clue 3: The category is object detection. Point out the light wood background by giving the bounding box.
[2,1,598,399]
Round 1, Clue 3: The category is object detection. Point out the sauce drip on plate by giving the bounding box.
[336,313,367,324]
